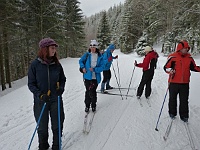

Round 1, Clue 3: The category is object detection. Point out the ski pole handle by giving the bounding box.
[47,90,51,96]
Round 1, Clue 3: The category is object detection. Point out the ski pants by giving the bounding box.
[168,83,189,118]
[33,100,65,147]
[102,69,111,83]
[137,70,154,98]
[84,79,98,108]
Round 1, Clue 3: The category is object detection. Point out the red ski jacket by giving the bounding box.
[164,52,200,83]
[136,50,158,71]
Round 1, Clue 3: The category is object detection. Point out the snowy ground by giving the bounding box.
[0,45,200,150]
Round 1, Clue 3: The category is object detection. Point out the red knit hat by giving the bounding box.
[176,40,190,51]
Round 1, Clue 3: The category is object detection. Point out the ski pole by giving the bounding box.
[116,59,121,87]
[28,103,46,150]
[58,96,62,150]
[155,86,169,131]
[112,63,123,100]
[126,65,135,100]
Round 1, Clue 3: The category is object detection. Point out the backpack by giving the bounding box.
[79,53,89,73]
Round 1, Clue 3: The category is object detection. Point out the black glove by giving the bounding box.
[134,60,137,66]
[56,88,63,96]
[40,94,50,102]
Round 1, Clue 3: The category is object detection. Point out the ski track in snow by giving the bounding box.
[0,50,200,150]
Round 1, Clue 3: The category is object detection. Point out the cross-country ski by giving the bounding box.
[146,97,151,107]
[137,96,143,107]
[97,91,133,97]
[184,122,198,150]
[83,112,90,133]
[83,112,96,134]
[163,118,174,141]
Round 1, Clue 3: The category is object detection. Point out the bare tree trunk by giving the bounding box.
[20,36,26,77]
[0,34,6,90]
[161,43,164,53]
[3,28,11,88]
[26,38,30,68]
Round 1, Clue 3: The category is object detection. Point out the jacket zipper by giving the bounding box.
[180,59,184,82]
[47,65,51,96]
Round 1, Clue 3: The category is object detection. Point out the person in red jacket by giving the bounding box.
[134,46,158,99]
[164,40,200,122]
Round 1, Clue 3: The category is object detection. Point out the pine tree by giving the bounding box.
[97,11,111,50]
[135,31,149,56]
[175,0,200,54]
[119,0,133,53]
[62,0,86,57]
[108,4,124,48]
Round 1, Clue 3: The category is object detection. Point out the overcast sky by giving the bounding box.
[79,0,125,17]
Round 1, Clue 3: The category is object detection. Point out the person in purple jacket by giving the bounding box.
[28,38,66,150]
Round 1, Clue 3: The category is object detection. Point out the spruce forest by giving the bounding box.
[0,0,200,90]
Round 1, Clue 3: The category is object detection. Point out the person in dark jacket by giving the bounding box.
[28,38,66,150]
[164,40,200,122]
[79,40,104,112]
[134,46,158,99]
[100,44,118,93]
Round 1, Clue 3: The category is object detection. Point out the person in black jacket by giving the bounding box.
[28,38,66,150]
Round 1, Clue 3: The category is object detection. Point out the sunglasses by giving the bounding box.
[90,44,97,47]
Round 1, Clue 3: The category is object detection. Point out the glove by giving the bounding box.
[115,55,118,59]
[108,56,112,62]
[40,94,50,102]
[56,88,64,96]
[169,69,175,74]
[134,60,137,66]
[169,69,175,79]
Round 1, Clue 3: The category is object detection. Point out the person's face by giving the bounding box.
[180,48,188,54]
[90,44,97,53]
[48,45,57,57]
[110,49,114,53]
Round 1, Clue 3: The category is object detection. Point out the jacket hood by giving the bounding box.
[106,44,115,53]
[176,40,190,52]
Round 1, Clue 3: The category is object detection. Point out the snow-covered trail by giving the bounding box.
[61,50,200,150]
[0,48,200,150]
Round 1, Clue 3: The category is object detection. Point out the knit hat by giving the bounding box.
[176,40,190,51]
[108,44,115,50]
[39,38,58,48]
[144,46,152,52]
[90,40,98,47]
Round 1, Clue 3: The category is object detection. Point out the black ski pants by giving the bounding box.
[102,69,111,83]
[33,100,65,148]
[84,79,98,108]
[137,70,154,98]
[168,83,189,118]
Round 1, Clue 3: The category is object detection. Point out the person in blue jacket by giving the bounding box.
[100,44,118,93]
[79,40,104,112]
[28,38,66,150]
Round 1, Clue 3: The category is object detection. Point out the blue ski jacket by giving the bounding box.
[79,52,104,84]
[103,44,116,71]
